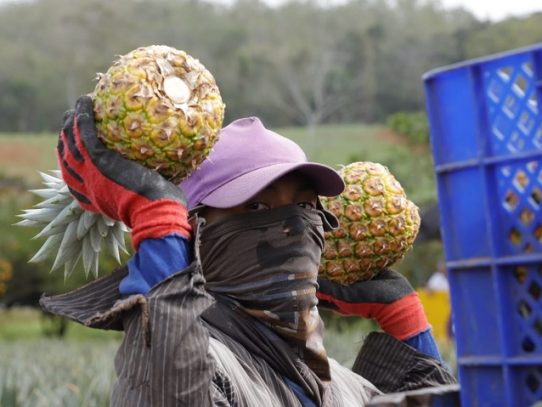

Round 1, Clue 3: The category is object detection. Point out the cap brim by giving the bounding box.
[200,162,344,208]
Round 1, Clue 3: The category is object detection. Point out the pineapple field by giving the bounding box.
[0,308,456,407]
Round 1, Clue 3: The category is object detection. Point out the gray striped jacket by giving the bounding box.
[41,264,378,406]
[40,263,455,406]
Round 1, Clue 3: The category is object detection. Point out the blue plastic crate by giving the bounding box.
[424,44,542,406]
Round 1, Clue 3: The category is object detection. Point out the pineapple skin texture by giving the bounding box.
[92,45,225,184]
[320,162,421,285]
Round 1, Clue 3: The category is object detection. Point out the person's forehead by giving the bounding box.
[259,171,316,193]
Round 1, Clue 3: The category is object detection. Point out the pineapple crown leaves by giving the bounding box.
[15,170,130,280]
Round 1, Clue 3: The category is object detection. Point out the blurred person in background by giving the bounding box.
[42,96,455,406]
[425,260,453,341]
[427,260,449,293]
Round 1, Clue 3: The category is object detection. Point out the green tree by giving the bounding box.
[464,13,542,58]
[0,0,535,131]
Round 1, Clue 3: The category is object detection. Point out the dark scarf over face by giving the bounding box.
[199,205,331,382]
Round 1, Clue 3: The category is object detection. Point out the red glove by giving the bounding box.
[317,269,429,340]
[57,95,191,250]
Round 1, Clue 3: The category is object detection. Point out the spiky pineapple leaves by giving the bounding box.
[16,170,130,280]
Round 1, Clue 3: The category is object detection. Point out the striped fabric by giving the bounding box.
[352,331,457,394]
[203,306,380,406]
[40,263,455,406]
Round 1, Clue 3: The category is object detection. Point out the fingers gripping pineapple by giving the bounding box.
[319,162,421,285]
[17,46,225,278]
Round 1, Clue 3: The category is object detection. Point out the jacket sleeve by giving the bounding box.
[40,261,217,407]
[352,332,456,394]
[112,265,216,407]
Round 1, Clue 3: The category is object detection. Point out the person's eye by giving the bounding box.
[297,201,316,209]
[245,202,269,211]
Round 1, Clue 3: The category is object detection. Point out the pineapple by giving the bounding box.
[319,162,420,285]
[17,46,224,278]
[93,45,225,183]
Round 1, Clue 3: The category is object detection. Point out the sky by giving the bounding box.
[209,0,542,22]
[0,0,540,21]
[437,0,542,21]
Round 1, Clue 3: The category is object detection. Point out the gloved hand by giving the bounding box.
[317,269,429,340]
[57,95,191,250]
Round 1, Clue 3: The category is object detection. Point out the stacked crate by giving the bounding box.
[424,44,542,406]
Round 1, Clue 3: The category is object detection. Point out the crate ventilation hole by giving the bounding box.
[514,266,542,353]
[502,162,542,252]
[486,62,542,154]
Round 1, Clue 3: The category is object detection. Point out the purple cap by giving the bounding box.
[180,117,344,209]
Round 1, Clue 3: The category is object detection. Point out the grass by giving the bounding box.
[280,123,437,205]
[0,307,457,407]
[280,123,388,167]
[0,124,437,205]
[0,123,392,181]
[0,335,455,406]
[0,307,121,342]
[0,133,57,185]
[1,338,118,407]
[0,125,387,186]
[0,308,120,406]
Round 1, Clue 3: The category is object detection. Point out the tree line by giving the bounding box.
[0,0,541,132]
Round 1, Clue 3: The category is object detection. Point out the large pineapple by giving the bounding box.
[93,45,225,183]
[17,46,224,278]
[319,162,420,285]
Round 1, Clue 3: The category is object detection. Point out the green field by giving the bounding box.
[1,337,119,407]
[0,308,368,407]
[0,123,436,204]
[0,133,58,185]
[0,309,121,407]
[0,307,122,342]
[0,307,455,407]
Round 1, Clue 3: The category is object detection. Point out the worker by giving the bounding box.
[42,96,455,406]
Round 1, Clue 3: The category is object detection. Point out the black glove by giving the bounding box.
[317,269,430,340]
[57,95,191,249]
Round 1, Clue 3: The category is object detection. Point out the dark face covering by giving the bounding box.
[200,204,331,380]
